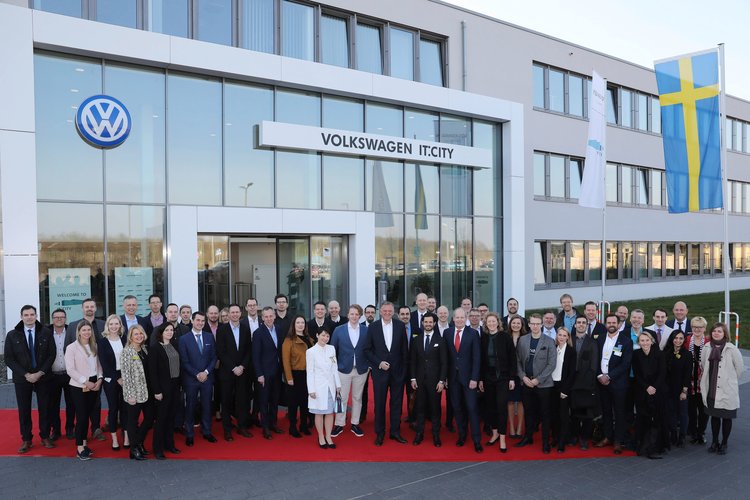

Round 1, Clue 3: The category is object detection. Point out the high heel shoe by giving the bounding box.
[486,436,499,446]
[319,442,328,449]
[111,444,120,451]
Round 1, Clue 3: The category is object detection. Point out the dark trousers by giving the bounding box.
[48,373,74,435]
[258,374,281,430]
[126,400,154,448]
[668,396,689,439]
[220,374,250,431]
[184,377,213,437]
[444,385,454,427]
[449,378,481,444]
[288,370,309,430]
[600,384,627,444]
[360,372,369,421]
[522,385,552,444]
[174,383,186,431]
[551,382,571,446]
[687,393,708,437]
[70,386,98,446]
[414,378,442,436]
[372,369,404,437]
[569,416,593,443]
[102,375,126,433]
[153,378,179,454]
[483,378,509,435]
[404,377,416,422]
[15,379,52,441]
[213,376,222,415]
[635,412,661,456]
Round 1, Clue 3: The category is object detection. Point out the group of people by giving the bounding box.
[4,292,743,461]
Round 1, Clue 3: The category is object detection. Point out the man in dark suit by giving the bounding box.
[666,300,692,334]
[409,292,429,333]
[501,297,528,331]
[445,308,483,453]
[360,304,378,424]
[4,305,56,453]
[410,313,447,447]
[119,294,149,336]
[273,294,292,340]
[252,306,284,439]
[594,313,633,454]
[583,301,607,337]
[364,301,409,446]
[399,305,420,425]
[215,304,253,441]
[326,300,347,332]
[178,311,217,446]
[307,301,329,343]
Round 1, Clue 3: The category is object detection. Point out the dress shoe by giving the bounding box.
[18,441,32,454]
[594,438,611,448]
[138,445,149,456]
[263,429,273,440]
[413,433,424,445]
[500,446,507,453]
[474,442,483,453]
[487,436,499,446]
[542,444,551,454]
[718,443,728,455]
[697,435,706,445]
[613,443,623,455]
[155,453,166,460]
[203,434,217,443]
[330,425,344,438]
[290,429,302,438]
[224,431,234,441]
[93,428,106,441]
[50,431,60,442]
[186,437,194,447]
[112,444,121,451]
[446,424,455,433]
[174,427,186,435]
[168,447,181,454]
[65,430,75,440]
[557,445,565,453]
[433,436,442,447]
[130,448,147,461]
[374,434,384,446]
[300,427,312,436]
[390,434,407,444]
[326,441,337,449]
[271,426,284,434]
[76,448,92,461]
[84,446,94,456]
[123,443,130,449]
[647,453,663,459]
[515,437,533,447]
[580,441,589,451]
[350,425,364,437]
[41,438,55,449]
[238,428,253,438]
[456,437,465,447]
[708,442,719,453]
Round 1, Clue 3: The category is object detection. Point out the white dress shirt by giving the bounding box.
[348,323,360,367]
[600,334,618,375]
[552,344,566,382]
[382,321,393,351]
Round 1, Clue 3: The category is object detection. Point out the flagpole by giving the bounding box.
[718,43,731,320]
[601,79,607,308]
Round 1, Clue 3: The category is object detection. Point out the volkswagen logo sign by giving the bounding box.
[75,95,131,149]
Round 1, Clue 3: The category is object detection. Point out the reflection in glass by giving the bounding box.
[622,242,633,280]
[652,243,663,278]
[323,156,364,211]
[606,164,618,202]
[242,0,274,53]
[321,14,349,67]
[196,0,233,46]
[34,54,103,202]
[534,241,547,285]
[637,242,648,279]
[548,70,564,113]
[276,151,321,209]
[356,23,382,74]
[534,153,546,196]
[224,82,274,207]
[731,243,742,272]
[440,114,471,146]
[532,65,545,108]
[104,65,165,204]
[405,164,439,214]
[282,0,314,61]
[588,242,602,281]
[197,235,229,311]
[549,155,565,198]
[570,241,584,282]
[690,243,700,275]
[323,96,363,132]
[365,103,403,137]
[621,165,632,204]
[607,87,617,124]
[678,243,688,276]
[637,94,648,131]
[33,0,82,17]
[375,214,404,306]
[474,218,500,309]
[419,38,443,86]
[473,121,499,217]
[651,170,662,206]
[366,160,403,213]
[569,75,583,117]
[550,241,566,283]
[713,243,722,274]
[276,89,320,126]
[406,109,439,141]
[311,236,347,307]
[96,0,137,28]
[637,168,649,205]
[278,238,310,317]
[389,27,414,80]
[569,159,582,200]
[606,242,618,281]
[405,215,439,306]
[702,243,711,275]
[440,166,471,216]
[38,203,105,323]
[651,96,661,133]
[665,243,676,276]
[167,74,222,205]
[440,218,472,310]
[150,0,189,37]
[621,89,632,127]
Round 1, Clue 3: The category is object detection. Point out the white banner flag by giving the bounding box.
[579,71,607,209]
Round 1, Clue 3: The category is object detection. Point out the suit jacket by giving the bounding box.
[119,315,149,336]
[274,313,292,340]
[4,321,56,383]
[572,334,599,392]
[97,334,126,380]
[331,322,369,375]
[148,342,180,397]
[252,323,282,380]
[402,321,422,350]
[65,318,105,349]
[596,331,633,388]
[409,310,429,335]
[515,334,557,388]
[632,348,666,415]
[647,323,674,350]
[307,318,329,343]
[479,331,517,383]
[143,313,166,337]
[364,320,408,380]
[410,330,447,385]
[325,315,347,332]
[178,329,217,381]
[555,344,577,396]
[445,325,481,386]
[215,322,253,380]
[501,314,528,331]
[555,308,581,329]
[587,321,607,338]
[666,318,692,334]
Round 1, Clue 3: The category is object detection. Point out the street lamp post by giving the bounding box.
[239,182,254,206]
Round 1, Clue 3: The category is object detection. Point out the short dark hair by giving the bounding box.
[166,302,178,310]
[398,305,411,314]
[605,312,619,322]
[245,297,258,306]
[313,301,327,308]
[365,304,377,312]
[82,297,96,306]
[584,301,598,309]
[274,294,288,303]
[51,308,67,317]
[653,307,668,316]
[506,297,518,305]
[153,322,175,344]
[228,303,241,311]
[123,295,137,302]
[192,311,206,321]
[21,304,37,315]
[148,294,161,302]
[422,312,438,324]
[477,303,489,309]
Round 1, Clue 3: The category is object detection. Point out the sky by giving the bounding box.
[444,0,750,101]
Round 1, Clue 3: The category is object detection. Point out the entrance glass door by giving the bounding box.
[277,238,310,318]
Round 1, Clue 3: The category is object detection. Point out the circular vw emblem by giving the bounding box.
[75,95,131,149]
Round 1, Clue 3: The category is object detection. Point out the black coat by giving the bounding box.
[632,349,667,417]
[479,331,517,383]
[216,322,253,380]
[4,321,55,383]
[148,342,180,396]
[664,347,692,398]
[410,330,447,386]
[97,334,127,380]
[570,334,600,418]
[555,344,577,397]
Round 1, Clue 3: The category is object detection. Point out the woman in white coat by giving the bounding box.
[306,330,341,449]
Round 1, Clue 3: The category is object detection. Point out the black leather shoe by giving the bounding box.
[168,447,181,454]
[138,445,150,456]
[515,436,533,447]
[263,429,273,440]
[718,443,728,455]
[301,427,312,436]
[446,424,455,433]
[271,426,284,434]
[413,433,423,445]
[155,453,166,460]
[203,434,217,443]
[238,428,253,438]
[474,442,483,453]
[130,449,147,461]
[111,444,121,451]
[433,436,442,447]
[50,431,60,442]
[456,437,465,447]
[186,437,194,447]
[374,434,384,446]
[224,431,234,441]
[390,434,407,444]
[542,444,551,454]
[290,429,302,438]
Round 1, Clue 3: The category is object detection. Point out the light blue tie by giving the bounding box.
[196,333,203,353]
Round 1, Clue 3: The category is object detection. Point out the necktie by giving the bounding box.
[677,321,683,332]
[454,330,462,353]
[28,329,36,370]
[657,328,663,344]
[195,334,203,353]
[425,334,431,351]
[587,323,592,335]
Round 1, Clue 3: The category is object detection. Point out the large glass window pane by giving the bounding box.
[570,241,584,282]
[321,14,349,68]
[440,217,472,310]
[743,122,748,153]
[731,243,742,272]
[637,242,648,279]
[622,242,633,280]
[713,243,723,274]
[532,65,545,108]
[224,82,274,207]
[150,0,189,37]
[440,114,471,146]
[197,235,229,312]
[33,0,82,17]
[241,0,274,53]
[419,38,443,86]
[406,164,439,214]
[196,0,233,45]
[473,121,499,217]
[389,27,414,80]
[568,75,583,117]
[35,54,103,202]
[636,168,649,206]
[534,241,548,285]
[665,243,676,277]
[366,103,403,137]
[38,203,105,323]
[733,181,743,213]
[534,152,546,197]
[322,155,364,211]
[104,65,165,204]
[440,166,471,215]
[107,205,165,316]
[621,165,632,204]
[606,242,618,281]
[690,243,700,275]
[406,109,439,141]
[96,0,137,28]
[323,96,363,132]
[276,89,320,126]
[405,215,439,305]
[277,238,310,317]
[651,96,661,133]
[167,74,222,205]
[637,94,648,131]
[620,89,632,127]
[607,87,618,124]
[744,184,750,214]
[356,23,383,74]
[652,243,663,278]
[725,118,733,150]
[276,151,321,209]
[474,218,500,308]
[375,214,404,305]
[569,159,582,200]
[548,69,564,113]
[745,243,750,272]
[606,163,618,202]
[651,169,663,206]
[367,160,403,213]
[282,1,314,60]
[588,242,602,282]
[311,236,347,308]
[702,243,712,275]
[549,155,565,198]
[550,241,566,283]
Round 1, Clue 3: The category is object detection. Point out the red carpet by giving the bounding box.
[0,409,633,462]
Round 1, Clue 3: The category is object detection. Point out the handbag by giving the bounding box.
[335,393,344,413]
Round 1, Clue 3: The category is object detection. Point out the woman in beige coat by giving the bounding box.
[306,330,341,449]
[700,322,744,455]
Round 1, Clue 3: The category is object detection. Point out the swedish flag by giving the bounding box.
[655,49,723,213]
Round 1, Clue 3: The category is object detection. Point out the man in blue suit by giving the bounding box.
[330,304,370,438]
[178,311,217,446]
[445,308,483,453]
[252,307,283,439]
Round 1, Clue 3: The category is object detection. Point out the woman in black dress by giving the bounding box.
[506,315,526,438]
[479,313,516,452]
[550,327,576,453]
[664,330,691,447]
[632,331,667,459]
[148,322,182,459]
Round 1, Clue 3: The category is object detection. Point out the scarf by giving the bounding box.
[707,339,726,402]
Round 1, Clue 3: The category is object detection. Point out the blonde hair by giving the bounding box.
[76,320,98,356]
[691,316,708,329]
[556,327,573,347]
[126,324,148,347]
[105,314,124,337]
